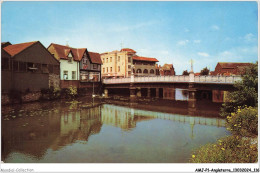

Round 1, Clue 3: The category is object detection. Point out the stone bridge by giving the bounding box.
[102,74,242,102]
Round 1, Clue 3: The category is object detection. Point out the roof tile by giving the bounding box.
[3,41,38,57]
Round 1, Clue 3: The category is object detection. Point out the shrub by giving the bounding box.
[190,135,258,163]
[60,86,78,99]
[226,106,258,137]
[40,87,61,100]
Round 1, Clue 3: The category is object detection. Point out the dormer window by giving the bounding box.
[68,52,73,63]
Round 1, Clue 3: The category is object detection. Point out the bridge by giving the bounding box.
[102,74,242,102]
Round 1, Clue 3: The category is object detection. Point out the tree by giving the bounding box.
[182,70,189,75]
[200,67,210,75]
[221,62,258,117]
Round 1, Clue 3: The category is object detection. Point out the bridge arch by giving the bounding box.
[143,69,148,74]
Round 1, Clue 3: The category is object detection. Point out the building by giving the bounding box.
[1,41,60,92]
[101,48,158,78]
[212,62,252,76]
[158,64,175,76]
[47,43,102,88]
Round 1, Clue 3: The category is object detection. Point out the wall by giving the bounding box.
[101,51,131,78]
[49,74,60,88]
[60,59,79,80]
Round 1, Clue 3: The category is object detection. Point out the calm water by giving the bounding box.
[1,97,230,163]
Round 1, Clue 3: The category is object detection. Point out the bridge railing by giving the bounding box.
[194,75,242,83]
[103,75,242,84]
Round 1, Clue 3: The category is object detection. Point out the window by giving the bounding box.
[143,69,148,74]
[110,67,112,72]
[2,58,9,70]
[118,56,120,62]
[18,62,26,72]
[150,69,155,74]
[136,69,142,73]
[68,52,73,63]
[35,63,41,73]
[128,57,131,63]
[103,58,105,63]
[118,66,120,72]
[106,58,108,63]
[64,71,68,80]
[128,71,131,75]
[93,64,98,69]
[72,71,76,80]
[13,61,19,71]
[110,57,112,62]
[103,68,105,73]
[128,65,131,69]
[106,67,108,73]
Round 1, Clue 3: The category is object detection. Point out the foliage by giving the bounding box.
[60,86,78,99]
[190,135,258,163]
[182,70,189,75]
[226,106,258,137]
[221,62,258,117]
[200,67,210,75]
[40,87,60,100]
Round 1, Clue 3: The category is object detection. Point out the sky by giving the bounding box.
[1,1,258,74]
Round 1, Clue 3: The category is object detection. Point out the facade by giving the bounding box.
[101,48,158,78]
[80,51,102,82]
[157,64,175,76]
[48,43,102,88]
[1,41,60,92]
[212,62,252,76]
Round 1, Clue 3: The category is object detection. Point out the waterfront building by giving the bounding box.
[47,43,102,88]
[212,62,252,76]
[101,48,158,78]
[1,41,60,92]
[158,64,176,76]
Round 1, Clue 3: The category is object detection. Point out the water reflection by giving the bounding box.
[2,101,230,163]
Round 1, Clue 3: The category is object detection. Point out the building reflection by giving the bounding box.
[101,105,154,131]
[1,103,102,161]
[2,102,226,162]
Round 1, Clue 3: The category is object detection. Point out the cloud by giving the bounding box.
[243,33,256,43]
[193,40,201,44]
[177,40,189,46]
[184,28,190,32]
[197,52,209,57]
[210,25,220,31]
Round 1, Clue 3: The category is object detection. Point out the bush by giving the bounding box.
[190,135,258,163]
[60,86,78,99]
[40,87,60,100]
[226,106,258,137]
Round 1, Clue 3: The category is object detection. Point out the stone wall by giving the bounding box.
[1,91,41,105]
[49,74,60,89]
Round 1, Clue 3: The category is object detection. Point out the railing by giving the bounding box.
[103,75,242,84]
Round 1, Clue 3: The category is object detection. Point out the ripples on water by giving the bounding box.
[1,97,230,163]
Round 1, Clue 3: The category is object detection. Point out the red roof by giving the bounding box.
[3,41,38,57]
[88,52,102,64]
[49,43,86,61]
[120,48,136,53]
[132,56,159,62]
[218,62,252,69]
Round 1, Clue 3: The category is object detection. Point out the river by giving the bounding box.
[1,93,230,163]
